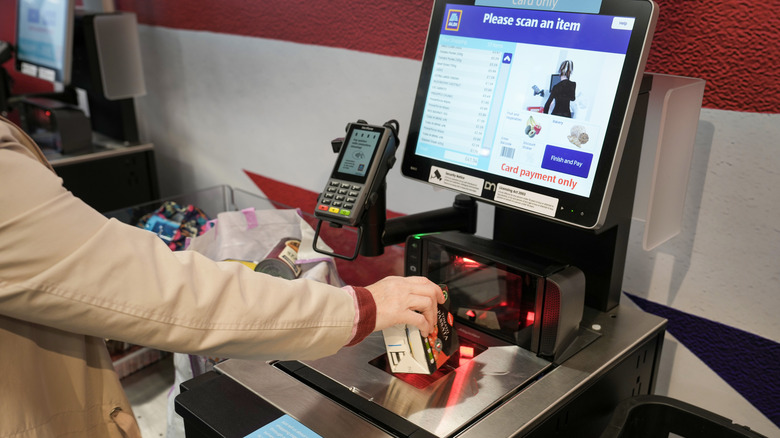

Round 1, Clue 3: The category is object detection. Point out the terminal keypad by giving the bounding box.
[317,179,362,220]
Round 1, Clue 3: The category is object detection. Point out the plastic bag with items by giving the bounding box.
[166,206,342,438]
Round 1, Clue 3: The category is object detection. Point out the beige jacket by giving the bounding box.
[0,116,369,437]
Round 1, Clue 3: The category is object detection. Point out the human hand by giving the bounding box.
[365,276,445,336]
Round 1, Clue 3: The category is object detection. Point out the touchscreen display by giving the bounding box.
[402,0,656,228]
[417,5,633,198]
[336,127,382,179]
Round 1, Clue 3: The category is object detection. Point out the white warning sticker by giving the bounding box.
[495,183,558,217]
[428,166,483,196]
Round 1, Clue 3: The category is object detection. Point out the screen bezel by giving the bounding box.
[330,124,386,184]
[14,0,75,85]
[401,0,657,229]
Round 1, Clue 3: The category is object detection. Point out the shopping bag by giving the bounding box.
[185,207,342,284]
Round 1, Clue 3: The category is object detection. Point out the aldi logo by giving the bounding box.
[445,9,462,31]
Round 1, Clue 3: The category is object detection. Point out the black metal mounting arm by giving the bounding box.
[312,183,478,261]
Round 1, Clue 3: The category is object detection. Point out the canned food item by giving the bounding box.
[255,238,302,280]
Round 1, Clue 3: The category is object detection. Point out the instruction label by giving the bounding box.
[428,165,484,196]
[494,183,558,217]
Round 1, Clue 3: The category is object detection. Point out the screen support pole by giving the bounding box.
[493,74,653,312]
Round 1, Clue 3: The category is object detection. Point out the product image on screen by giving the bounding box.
[402,0,656,228]
[15,0,74,84]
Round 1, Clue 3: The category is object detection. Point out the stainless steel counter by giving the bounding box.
[213,304,666,437]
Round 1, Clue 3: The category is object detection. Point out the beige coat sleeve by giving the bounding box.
[0,126,356,361]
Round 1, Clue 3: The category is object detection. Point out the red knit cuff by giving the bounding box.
[345,286,376,346]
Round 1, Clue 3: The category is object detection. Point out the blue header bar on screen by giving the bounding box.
[442,5,632,54]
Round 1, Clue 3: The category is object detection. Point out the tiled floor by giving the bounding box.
[122,355,175,438]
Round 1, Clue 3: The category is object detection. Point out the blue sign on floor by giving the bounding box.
[244,415,321,438]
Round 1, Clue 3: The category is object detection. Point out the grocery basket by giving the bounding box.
[103,185,294,378]
[104,185,285,226]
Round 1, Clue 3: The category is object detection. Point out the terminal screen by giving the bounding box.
[336,128,382,179]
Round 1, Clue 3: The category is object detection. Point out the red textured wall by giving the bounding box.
[2,0,778,113]
[648,0,778,113]
[115,0,434,60]
[114,0,780,114]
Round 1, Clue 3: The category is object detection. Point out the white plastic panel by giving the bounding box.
[634,73,705,250]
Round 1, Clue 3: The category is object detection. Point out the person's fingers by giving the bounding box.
[405,294,437,334]
[364,276,446,335]
[397,280,440,332]
[406,276,446,304]
[405,293,434,313]
[384,291,434,333]
[404,311,432,337]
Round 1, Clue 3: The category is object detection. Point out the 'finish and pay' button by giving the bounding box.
[541,145,593,178]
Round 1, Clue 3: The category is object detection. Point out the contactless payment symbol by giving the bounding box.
[446,9,462,31]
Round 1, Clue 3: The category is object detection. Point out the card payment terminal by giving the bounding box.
[314,121,398,227]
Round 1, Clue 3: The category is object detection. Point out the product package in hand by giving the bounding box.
[382,285,459,374]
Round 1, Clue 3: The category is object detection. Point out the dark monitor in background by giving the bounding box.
[15,0,75,85]
[401,0,658,229]
[69,11,147,142]
[70,12,146,102]
[0,41,12,113]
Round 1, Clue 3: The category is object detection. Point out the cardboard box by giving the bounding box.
[382,285,459,374]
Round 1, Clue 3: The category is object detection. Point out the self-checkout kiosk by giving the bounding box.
[3,0,158,212]
[9,0,146,150]
[175,1,706,436]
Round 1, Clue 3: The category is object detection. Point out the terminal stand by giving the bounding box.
[365,187,479,256]
[313,186,477,260]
